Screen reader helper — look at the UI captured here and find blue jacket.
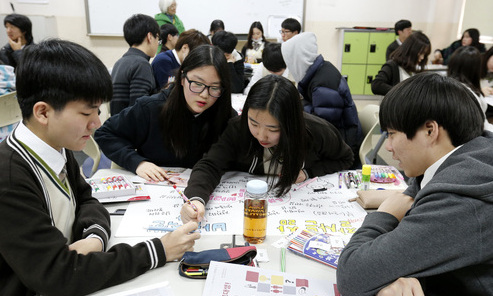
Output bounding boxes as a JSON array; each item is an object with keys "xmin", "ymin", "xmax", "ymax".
[
  {"xmin": 297, "ymin": 55, "xmax": 362, "ymax": 159},
  {"xmin": 151, "ymin": 50, "xmax": 180, "ymax": 90}
]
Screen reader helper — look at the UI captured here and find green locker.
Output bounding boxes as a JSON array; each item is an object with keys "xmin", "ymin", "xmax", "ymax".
[
  {"xmin": 364, "ymin": 64, "xmax": 384, "ymax": 95},
  {"xmin": 342, "ymin": 32, "xmax": 369, "ymax": 64},
  {"xmin": 340, "ymin": 29, "xmax": 395, "ymax": 95},
  {"xmin": 367, "ymin": 32, "xmax": 395, "ymax": 64},
  {"xmin": 341, "ymin": 64, "xmax": 367, "ymax": 95}
]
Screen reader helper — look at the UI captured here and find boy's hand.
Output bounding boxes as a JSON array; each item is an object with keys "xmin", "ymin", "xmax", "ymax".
[
  {"xmin": 8, "ymin": 37, "xmax": 22, "ymax": 51},
  {"xmin": 180, "ymin": 200, "xmax": 205, "ymax": 223},
  {"xmin": 160, "ymin": 221, "xmax": 201, "ymax": 261},
  {"xmin": 377, "ymin": 277, "xmax": 424, "ymax": 296},
  {"xmin": 69, "ymin": 237, "xmax": 103, "ymax": 255},
  {"xmin": 136, "ymin": 161, "xmax": 170, "ymax": 182}
]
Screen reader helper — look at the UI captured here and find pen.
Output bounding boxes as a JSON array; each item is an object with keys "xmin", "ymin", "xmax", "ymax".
[
  {"xmin": 173, "ymin": 185, "xmax": 198, "ymax": 212},
  {"xmin": 338, "ymin": 173, "xmax": 342, "ymax": 189},
  {"xmin": 293, "ymin": 177, "xmax": 317, "ymax": 191},
  {"xmin": 145, "ymin": 226, "xmax": 200, "ymax": 233},
  {"xmin": 343, "ymin": 173, "xmax": 350, "ymax": 189},
  {"xmin": 281, "ymin": 247, "xmax": 286, "ymax": 272}
]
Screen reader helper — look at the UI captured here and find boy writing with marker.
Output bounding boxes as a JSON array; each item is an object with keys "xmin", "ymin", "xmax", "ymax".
[
  {"xmin": 0, "ymin": 39, "xmax": 199, "ymax": 296},
  {"xmin": 337, "ymin": 72, "xmax": 493, "ymax": 295}
]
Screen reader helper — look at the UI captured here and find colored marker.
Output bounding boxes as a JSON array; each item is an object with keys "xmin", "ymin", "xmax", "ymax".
[
  {"xmin": 294, "ymin": 177, "xmax": 317, "ymax": 191},
  {"xmin": 173, "ymin": 185, "xmax": 198, "ymax": 212}
]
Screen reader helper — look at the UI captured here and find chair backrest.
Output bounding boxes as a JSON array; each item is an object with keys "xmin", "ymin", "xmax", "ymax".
[
  {"xmin": 99, "ymin": 102, "xmax": 111, "ymax": 125},
  {"xmin": 81, "ymin": 135, "xmax": 101, "ymax": 177},
  {"xmin": 358, "ymin": 104, "xmax": 380, "ymax": 136},
  {"xmin": 359, "ymin": 121, "xmax": 400, "ymax": 169},
  {"xmin": 0, "ymin": 91, "xmax": 21, "ymax": 127}
]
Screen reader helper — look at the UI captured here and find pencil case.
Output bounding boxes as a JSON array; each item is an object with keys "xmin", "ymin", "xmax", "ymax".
[{"xmin": 178, "ymin": 246, "xmax": 257, "ymax": 279}]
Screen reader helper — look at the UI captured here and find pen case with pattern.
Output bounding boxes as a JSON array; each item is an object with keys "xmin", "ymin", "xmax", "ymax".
[{"xmin": 178, "ymin": 246, "xmax": 257, "ymax": 279}]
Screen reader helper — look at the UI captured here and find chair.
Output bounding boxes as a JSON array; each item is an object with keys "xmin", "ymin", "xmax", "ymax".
[
  {"xmin": 358, "ymin": 104, "xmax": 380, "ymax": 136},
  {"xmin": 81, "ymin": 135, "xmax": 101, "ymax": 177},
  {"xmin": 359, "ymin": 121, "xmax": 400, "ymax": 169},
  {"xmin": 0, "ymin": 91, "xmax": 21, "ymax": 127},
  {"xmin": 99, "ymin": 101, "xmax": 111, "ymax": 124}
]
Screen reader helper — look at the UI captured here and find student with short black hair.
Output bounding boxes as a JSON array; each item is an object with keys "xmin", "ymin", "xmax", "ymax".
[
  {"xmin": 0, "ymin": 13, "xmax": 34, "ymax": 68},
  {"xmin": 0, "ymin": 39, "xmax": 200, "ymax": 296},
  {"xmin": 181, "ymin": 75, "xmax": 354, "ymax": 223},
  {"xmin": 386, "ymin": 19, "xmax": 412, "ymax": 61},
  {"xmin": 152, "ymin": 29, "xmax": 210, "ymax": 89},
  {"xmin": 158, "ymin": 23, "xmax": 179, "ymax": 53},
  {"xmin": 337, "ymin": 72, "xmax": 493, "ymax": 296},
  {"xmin": 243, "ymin": 42, "xmax": 293, "ymax": 95},
  {"xmin": 96, "ymin": 45, "xmax": 237, "ymax": 182},
  {"xmin": 212, "ymin": 30, "xmax": 245, "ymax": 93},
  {"xmin": 209, "ymin": 19, "xmax": 225, "ymax": 38},
  {"xmin": 280, "ymin": 18, "xmax": 301, "ymax": 42},
  {"xmin": 110, "ymin": 14, "xmax": 160, "ymax": 115}
]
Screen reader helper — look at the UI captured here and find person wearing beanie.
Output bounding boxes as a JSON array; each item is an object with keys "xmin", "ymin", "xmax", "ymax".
[
  {"xmin": 0, "ymin": 14, "xmax": 34, "ymax": 68},
  {"xmin": 155, "ymin": 0, "xmax": 185, "ymax": 34},
  {"xmin": 281, "ymin": 32, "xmax": 362, "ymax": 168}
]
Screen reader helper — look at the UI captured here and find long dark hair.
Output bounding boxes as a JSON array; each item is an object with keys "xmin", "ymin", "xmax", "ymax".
[
  {"xmin": 462, "ymin": 28, "xmax": 482, "ymax": 49},
  {"xmin": 160, "ymin": 44, "xmax": 232, "ymax": 158},
  {"xmin": 245, "ymin": 21, "xmax": 266, "ymax": 50},
  {"xmin": 240, "ymin": 75, "xmax": 306, "ymax": 196},
  {"xmin": 448, "ymin": 46, "xmax": 484, "ymax": 97},
  {"xmin": 391, "ymin": 31, "xmax": 430, "ymax": 73},
  {"xmin": 480, "ymin": 46, "xmax": 493, "ymax": 79},
  {"xmin": 4, "ymin": 14, "xmax": 33, "ymax": 45}
]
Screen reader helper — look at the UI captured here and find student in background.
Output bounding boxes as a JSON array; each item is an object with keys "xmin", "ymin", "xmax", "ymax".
[
  {"xmin": 155, "ymin": 0, "xmax": 185, "ymax": 34},
  {"xmin": 0, "ymin": 14, "xmax": 34, "ymax": 68},
  {"xmin": 208, "ymin": 19, "xmax": 225, "ymax": 39},
  {"xmin": 110, "ymin": 14, "xmax": 160, "ymax": 116},
  {"xmin": 152, "ymin": 29, "xmax": 210, "ymax": 90},
  {"xmin": 158, "ymin": 23, "xmax": 179, "ymax": 53},
  {"xmin": 0, "ymin": 63, "xmax": 17, "ymax": 143},
  {"xmin": 243, "ymin": 42, "xmax": 293, "ymax": 95},
  {"xmin": 0, "ymin": 39, "xmax": 200, "ymax": 296},
  {"xmin": 281, "ymin": 32, "xmax": 362, "ymax": 168},
  {"xmin": 386, "ymin": 19, "xmax": 412, "ymax": 61},
  {"xmin": 372, "ymin": 31, "xmax": 431, "ymax": 96},
  {"xmin": 480, "ymin": 46, "xmax": 493, "ymax": 96},
  {"xmin": 211, "ymin": 31, "xmax": 245, "ymax": 93},
  {"xmin": 96, "ymin": 45, "xmax": 236, "ymax": 182},
  {"xmin": 433, "ymin": 28, "xmax": 486, "ymax": 65},
  {"xmin": 181, "ymin": 75, "xmax": 354, "ymax": 223},
  {"xmin": 280, "ymin": 18, "xmax": 301, "ymax": 42},
  {"xmin": 447, "ymin": 46, "xmax": 493, "ymax": 131},
  {"xmin": 242, "ymin": 21, "xmax": 268, "ymax": 64},
  {"xmin": 337, "ymin": 72, "xmax": 493, "ymax": 296}
]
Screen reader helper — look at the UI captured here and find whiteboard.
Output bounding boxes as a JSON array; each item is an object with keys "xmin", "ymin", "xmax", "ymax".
[{"xmin": 85, "ymin": 0, "xmax": 304, "ymax": 38}]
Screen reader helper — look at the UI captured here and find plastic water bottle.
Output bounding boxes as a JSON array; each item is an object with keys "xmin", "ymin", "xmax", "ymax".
[{"xmin": 243, "ymin": 180, "xmax": 268, "ymax": 244}]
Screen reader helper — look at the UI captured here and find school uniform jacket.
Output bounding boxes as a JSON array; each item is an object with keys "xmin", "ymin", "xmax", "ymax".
[
  {"xmin": 0, "ymin": 131, "xmax": 166, "ymax": 296},
  {"xmin": 152, "ymin": 49, "xmax": 180, "ymax": 90},
  {"xmin": 371, "ymin": 60, "xmax": 401, "ymax": 96},
  {"xmin": 337, "ymin": 132, "xmax": 493, "ymax": 296},
  {"xmin": 184, "ymin": 113, "xmax": 354, "ymax": 204}
]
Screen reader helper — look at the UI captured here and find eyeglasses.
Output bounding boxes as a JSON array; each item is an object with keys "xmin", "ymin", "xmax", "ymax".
[
  {"xmin": 279, "ymin": 30, "xmax": 292, "ymax": 35},
  {"xmin": 184, "ymin": 75, "xmax": 223, "ymax": 98}
]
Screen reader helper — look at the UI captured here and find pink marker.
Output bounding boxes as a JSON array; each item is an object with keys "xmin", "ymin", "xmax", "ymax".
[{"xmin": 173, "ymin": 185, "xmax": 197, "ymax": 212}]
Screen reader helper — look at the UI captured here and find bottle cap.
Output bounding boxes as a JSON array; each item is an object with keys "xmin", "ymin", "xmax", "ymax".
[
  {"xmin": 246, "ymin": 180, "xmax": 268, "ymax": 194},
  {"xmin": 362, "ymin": 165, "xmax": 372, "ymax": 175}
]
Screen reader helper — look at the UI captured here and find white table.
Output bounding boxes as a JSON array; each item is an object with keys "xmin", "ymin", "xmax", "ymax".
[{"xmin": 89, "ymin": 170, "xmax": 337, "ymax": 296}]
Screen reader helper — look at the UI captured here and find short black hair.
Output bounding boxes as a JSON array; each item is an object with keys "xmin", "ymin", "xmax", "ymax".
[
  {"xmin": 16, "ymin": 39, "xmax": 112, "ymax": 119},
  {"xmin": 209, "ymin": 19, "xmax": 225, "ymax": 34},
  {"xmin": 379, "ymin": 72, "xmax": 484, "ymax": 147},
  {"xmin": 123, "ymin": 14, "xmax": 160, "ymax": 47},
  {"xmin": 394, "ymin": 19, "xmax": 412, "ymax": 36},
  {"xmin": 211, "ymin": 30, "xmax": 237, "ymax": 54},
  {"xmin": 281, "ymin": 18, "xmax": 301, "ymax": 34},
  {"xmin": 448, "ymin": 46, "xmax": 483, "ymax": 97},
  {"xmin": 262, "ymin": 43, "xmax": 286, "ymax": 73},
  {"xmin": 4, "ymin": 14, "xmax": 33, "ymax": 45},
  {"xmin": 160, "ymin": 23, "xmax": 179, "ymax": 41}
]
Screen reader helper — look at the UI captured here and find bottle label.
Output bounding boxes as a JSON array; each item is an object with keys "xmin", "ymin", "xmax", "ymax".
[{"xmin": 243, "ymin": 199, "xmax": 267, "ymax": 239}]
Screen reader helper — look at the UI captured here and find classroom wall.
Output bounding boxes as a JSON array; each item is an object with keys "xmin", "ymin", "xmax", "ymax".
[{"xmin": 0, "ymin": 0, "xmax": 475, "ymax": 69}]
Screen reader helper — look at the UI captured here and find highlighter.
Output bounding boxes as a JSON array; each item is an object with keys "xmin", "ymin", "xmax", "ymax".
[{"xmin": 361, "ymin": 165, "xmax": 371, "ymax": 191}]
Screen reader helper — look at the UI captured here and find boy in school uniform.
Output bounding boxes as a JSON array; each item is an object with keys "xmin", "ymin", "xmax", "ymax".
[
  {"xmin": 280, "ymin": 18, "xmax": 301, "ymax": 42},
  {"xmin": 337, "ymin": 72, "xmax": 493, "ymax": 296},
  {"xmin": 110, "ymin": 14, "xmax": 160, "ymax": 115},
  {"xmin": 385, "ymin": 19, "xmax": 412, "ymax": 61},
  {"xmin": 0, "ymin": 39, "xmax": 199, "ymax": 296},
  {"xmin": 211, "ymin": 30, "xmax": 245, "ymax": 93}
]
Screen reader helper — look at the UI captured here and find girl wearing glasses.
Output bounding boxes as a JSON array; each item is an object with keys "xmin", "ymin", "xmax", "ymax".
[
  {"xmin": 181, "ymin": 75, "xmax": 354, "ymax": 223},
  {"xmin": 95, "ymin": 45, "xmax": 237, "ymax": 181}
]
